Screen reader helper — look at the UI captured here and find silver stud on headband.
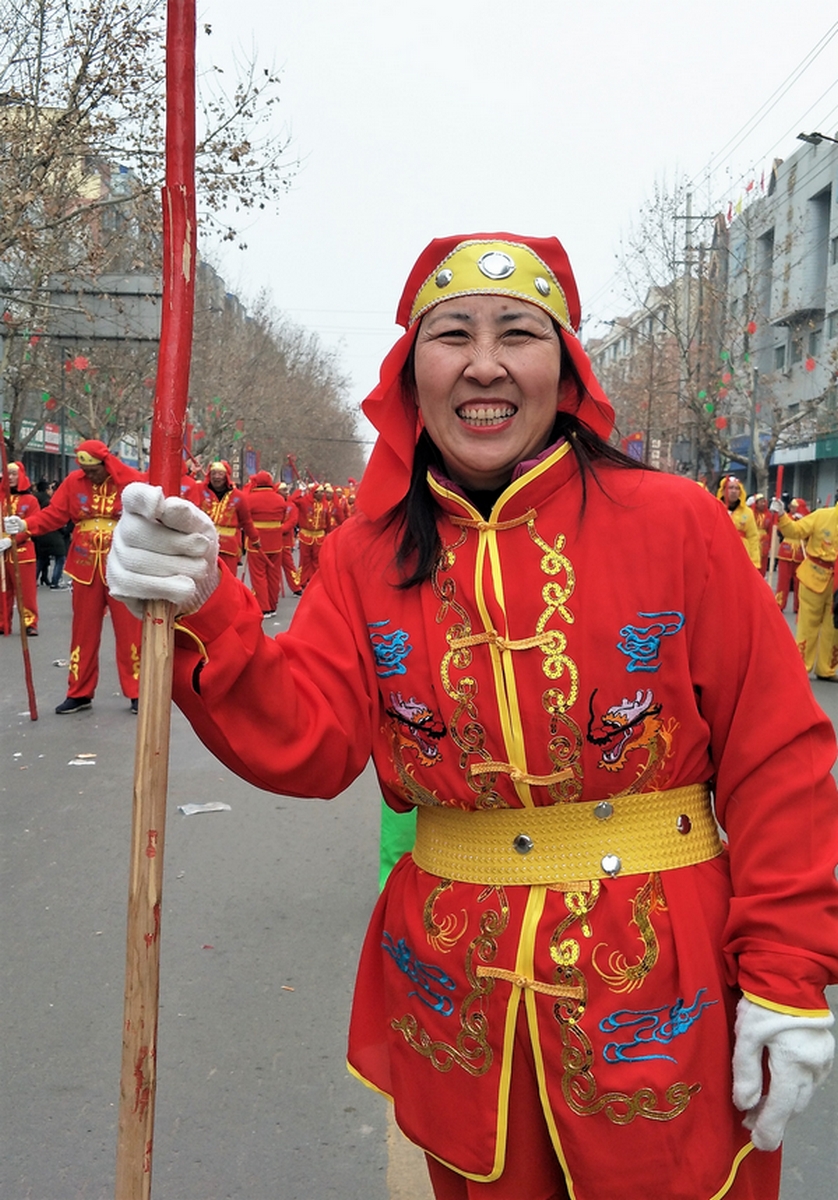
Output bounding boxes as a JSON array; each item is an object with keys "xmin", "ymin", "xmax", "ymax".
[
  {"xmin": 477, "ymin": 251, "xmax": 516, "ymax": 280},
  {"xmin": 534, "ymin": 277, "xmax": 551, "ymax": 296},
  {"xmin": 435, "ymin": 269, "xmax": 453, "ymax": 288}
]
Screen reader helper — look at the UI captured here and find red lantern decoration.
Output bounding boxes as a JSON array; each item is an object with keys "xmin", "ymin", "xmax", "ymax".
[
  {"xmin": 805, "ymin": 357, "xmax": 816, "ymax": 372},
  {"xmin": 747, "ymin": 321, "xmax": 757, "ymax": 335},
  {"xmin": 45, "ymin": 397, "xmax": 57, "ymax": 411},
  {"xmin": 718, "ymin": 388, "xmax": 728, "ymax": 400},
  {"xmin": 715, "ymin": 416, "xmax": 728, "ymax": 430}
]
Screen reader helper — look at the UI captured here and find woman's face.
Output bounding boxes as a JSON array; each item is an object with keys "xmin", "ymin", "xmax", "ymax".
[{"xmin": 413, "ymin": 294, "xmax": 563, "ymax": 491}]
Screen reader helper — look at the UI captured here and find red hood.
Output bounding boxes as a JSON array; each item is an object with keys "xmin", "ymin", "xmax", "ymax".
[{"xmin": 357, "ymin": 232, "xmax": 615, "ymax": 522}]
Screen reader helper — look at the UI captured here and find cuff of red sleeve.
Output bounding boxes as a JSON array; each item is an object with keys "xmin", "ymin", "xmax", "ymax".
[
  {"xmin": 736, "ymin": 950, "xmax": 833, "ymax": 1015},
  {"xmin": 177, "ymin": 561, "xmax": 260, "ymax": 643}
]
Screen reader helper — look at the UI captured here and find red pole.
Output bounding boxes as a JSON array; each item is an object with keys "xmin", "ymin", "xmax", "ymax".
[{"xmin": 115, "ymin": 3, "xmax": 196, "ymax": 1196}]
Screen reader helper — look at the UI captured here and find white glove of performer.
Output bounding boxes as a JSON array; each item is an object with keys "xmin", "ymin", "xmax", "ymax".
[
  {"xmin": 0, "ymin": 535, "xmax": 11, "ymax": 553},
  {"xmin": 107, "ymin": 481, "xmax": 220, "ymax": 618},
  {"xmin": 768, "ymin": 497, "xmax": 785, "ymax": 515},
  {"xmin": 3, "ymin": 514, "xmax": 26, "ymax": 535},
  {"xmin": 732, "ymin": 996, "xmax": 834, "ymax": 1151}
]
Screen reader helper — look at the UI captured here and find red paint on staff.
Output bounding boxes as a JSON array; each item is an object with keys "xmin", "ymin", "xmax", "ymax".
[
  {"xmin": 146, "ymin": 829, "xmax": 158, "ymax": 858},
  {"xmin": 144, "ymin": 902, "xmax": 162, "ymax": 949},
  {"xmin": 133, "ymin": 1046, "xmax": 152, "ymax": 1118}
]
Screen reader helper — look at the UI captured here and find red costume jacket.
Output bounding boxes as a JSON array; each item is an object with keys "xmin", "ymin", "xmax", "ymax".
[
  {"xmin": 23, "ymin": 468, "xmax": 139, "ymax": 584},
  {"xmin": 3, "ymin": 469, "xmax": 39, "ymax": 565},
  {"xmin": 170, "ymin": 447, "xmax": 838, "ymax": 1200},
  {"xmin": 193, "ymin": 482, "xmax": 259, "ymax": 561},
  {"xmin": 245, "ymin": 486, "xmax": 297, "ymax": 554}
]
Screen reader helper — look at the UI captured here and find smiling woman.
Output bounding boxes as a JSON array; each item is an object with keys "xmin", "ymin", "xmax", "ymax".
[{"xmin": 103, "ymin": 232, "xmax": 838, "ymax": 1200}]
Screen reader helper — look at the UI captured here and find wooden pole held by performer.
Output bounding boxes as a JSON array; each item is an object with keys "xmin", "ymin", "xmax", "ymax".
[
  {"xmin": 0, "ymin": 435, "xmax": 38, "ymax": 719},
  {"xmin": 768, "ymin": 464, "xmax": 784, "ymax": 595},
  {"xmin": 114, "ymin": 3, "xmax": 196, "ymax": 1196}
]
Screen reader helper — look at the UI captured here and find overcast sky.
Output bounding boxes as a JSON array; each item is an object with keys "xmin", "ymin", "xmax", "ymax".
[{"xmin": 198, "ymin": 0, "xmax": 838, "ymax": 445}]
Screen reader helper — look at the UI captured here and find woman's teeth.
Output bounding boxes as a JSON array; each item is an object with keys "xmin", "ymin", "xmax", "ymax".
[{"xmin": 457, "ymin": 405, "xmax": 516, "ymax": 427}]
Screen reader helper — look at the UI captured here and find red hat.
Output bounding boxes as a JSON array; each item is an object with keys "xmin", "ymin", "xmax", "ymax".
[
  {"xmin": 357, "ymin": 233, "xmax": 615, "ymax": 521},
  {"xmin": 75, "ymin": 439, "xmax": 136, "ymax": 488},
  {"xmin": 250, "ymin": 469, "xmax": 274, "ymax": 488}
]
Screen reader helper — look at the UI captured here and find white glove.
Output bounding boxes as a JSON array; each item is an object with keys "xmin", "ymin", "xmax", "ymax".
[
  {"xmin": 768, "ymin": 497, "xmax": 784, "ymax": 514},
  {"xmin": 3, "ymin": 514, "xmax": 26, "ymax": 535},
  {"xmin": 107, "ymin": 481, "xmax": 220, "ymax": 617},
  {"xmin": 0, "ymin": 535, "xmax": 11, "ymax": 553},
  {"xmin": 732, "ymin": 996, "xmax": 834, "ymax": 1151}
]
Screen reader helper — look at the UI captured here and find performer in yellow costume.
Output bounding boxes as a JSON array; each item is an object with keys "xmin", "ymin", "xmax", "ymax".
[{"xmin": 771, "ymin": 495, "xmax": 838, "ymax": 680}]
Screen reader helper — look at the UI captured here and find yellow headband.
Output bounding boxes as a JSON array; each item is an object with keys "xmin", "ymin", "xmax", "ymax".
[
  {"xmin": 76, "ymin": 450, "xmax": 103, "ymax": 466},
  {"xmin": 409, "ymin": 239, "xmax": 572, "ymax": 330}
]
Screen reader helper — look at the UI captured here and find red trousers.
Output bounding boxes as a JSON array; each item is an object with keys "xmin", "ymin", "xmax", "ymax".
[
  {"xmin": 248, "ymin": 550, "xmax": 284, "ymax": 612},
  {"xmin": 424, "ymin": 1004, "xmax": 781, "ymax": 1200},
  {"xmin": 775, "ymin": 559, "xmax": 799, "ymax": 613},
  {"xmin": 67, "ymin": 571, "xmax": 142, "ymax": 700},
  {"xmin": 299, "ymin": 537, "xmax": 323, "ymax": 588},
  {"xmin": 2, "ymin": 556, "xmax": 38, "ymax": 632},
  {"xmin": 280, "ymin": 544, "xmax": 299, "ymax": 593}
]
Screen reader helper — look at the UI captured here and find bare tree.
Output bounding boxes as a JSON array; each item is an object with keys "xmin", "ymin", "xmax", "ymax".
[
  {"xmin": 0, "ymin": 0, "xmax": 296, "ymax": 457},
  {"xmin": 189, "ymin": 274, "xmax": 366, "ymax": 484}
]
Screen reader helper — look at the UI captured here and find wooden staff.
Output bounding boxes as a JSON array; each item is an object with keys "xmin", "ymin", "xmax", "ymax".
[
  {"xmin": 768, "ymin": 464, "xmax": 784, "ymax": 595},
  {"xmin": 114, "ymin": 3, "xmax": 196, "ymax": 1197},
  {"xmin": 0, "ymin": 438, "xmax": 38, "ymax": 719}
]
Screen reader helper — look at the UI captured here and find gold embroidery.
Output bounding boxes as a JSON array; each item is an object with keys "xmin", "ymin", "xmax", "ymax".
[
  {"xmin": 392, "ymin": 884, "xmax": 509, "ymax": 1077},
  {"xmin": 550, "ymin": 886, "xmax": 699, "ymax": 1123},
  {"xmin": 69, "ymin": 645, "xmax": 80, "ymax": 682},
  {"xmin": 433, "ymin": 534, "xmax": 503, "ymax": 810},
  {"xmin": 131, "ymin": 643, "xmax": 141, "ymax": 681},
  {"xmin": 592, "ymin": 872, "xmax": 667, "ymax": 993},
  {"xmin": 423, "ymin": 879, "xmax": 469, "ymax": 953}
]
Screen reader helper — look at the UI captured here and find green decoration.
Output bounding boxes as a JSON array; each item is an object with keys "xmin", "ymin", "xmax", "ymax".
[
  {"xmin": 720, "ymin": 350, "xmax": 730, "ymax": 361},
  {"xmin": 698, "ymin": 390, "xmax": 707, "ymax": 400},
  {"xmin": 704, "ymin": 402, "xmax": 714, "ymax": 413}
]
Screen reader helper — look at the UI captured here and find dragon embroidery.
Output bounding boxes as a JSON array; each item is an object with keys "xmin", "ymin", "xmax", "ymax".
[
  {"xmin": 386, "ymin": 691, "xmax": 446, "ymax": 767},
  {"xmin": 586, "ymin": 687, "xmax": 677, "ymax": 790}
]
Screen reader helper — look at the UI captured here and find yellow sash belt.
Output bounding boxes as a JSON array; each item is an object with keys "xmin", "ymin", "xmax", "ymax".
[
  {"xmin": 75, "ymin": 517, "xmax": 117, "ymax": 533},
  {"xmin": 412, "ymin": 783, "xmax": 721, "ymax": 885}
]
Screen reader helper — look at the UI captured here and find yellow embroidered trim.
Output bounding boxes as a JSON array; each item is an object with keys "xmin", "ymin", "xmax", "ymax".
[
  {"xmin": 468, "ymin": 760, "xmax": 575, "ymax": 787},
  {"xmin": 449, "ymin": 509, "xmax": 536, "ymax": 532},
  {"xmin": 173, "ymin": 621, "xmax": 209, "ymax": 661},
  {"xmin": 448, "ymin": 628, "xmax": 557, "ymax": 654},
  {"xmin": 708, "ymin": 1142, "xmax": 756, "ymax": 1200},
  {"xmin": 476, "ymin": 965, "xmax": 585, "ymax": 1000},
  {"xmin": 740, "ymin": 991, "xmax": 834, "ymax": 1019}
]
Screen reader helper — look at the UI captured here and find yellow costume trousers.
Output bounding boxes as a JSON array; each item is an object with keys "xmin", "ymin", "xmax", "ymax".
[{"xmin": 795, "ymin": 579, "xmax": 837, "ymax": 677}]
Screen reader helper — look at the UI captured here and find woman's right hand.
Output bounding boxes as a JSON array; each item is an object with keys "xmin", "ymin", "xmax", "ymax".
[{"xmin": 107, "ymin": 482, "xmax": 220, "ymax": 616}]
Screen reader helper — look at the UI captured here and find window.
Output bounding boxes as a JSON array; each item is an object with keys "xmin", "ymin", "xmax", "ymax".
[
  {"xmin": 832, "ymin": 236, "xmax": 838, "ymax": 266},
  {"xmin": 829, "ymin": 311, "xmax": 838, "ymax": 339},
  {"xmin": 790, "ymin": 335, "xmax": 803, "ymax": 365},
  {"xmin": 774, "ymin": 344, "xmax": 787, "ymax": 371},
  {"xmin": 809, "ymin": 328, "xmax": 823, "ymax": 357}
]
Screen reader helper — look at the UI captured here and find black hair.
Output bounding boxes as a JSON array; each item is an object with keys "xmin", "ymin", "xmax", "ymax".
[{"xmin": 387, "ymin": 341, "xmax": 650, "ymax": 589}]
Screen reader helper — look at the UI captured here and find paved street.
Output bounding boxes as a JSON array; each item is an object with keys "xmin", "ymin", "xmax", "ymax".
[{"xmin": 1, "ymin": 586, "xmax": 836, "ymax": 1199}]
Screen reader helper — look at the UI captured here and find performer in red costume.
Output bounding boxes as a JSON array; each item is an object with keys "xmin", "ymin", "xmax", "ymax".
[
  {"xmin": 245, "ymin": 470, "xmax": 298, "ymax": 615},
  {"xmin": 1, "ymin": 461, "xmax": 40, "ymax": 635},
  {"xmin": 295, "ymin": 481, "xmax": 331, "ymax": 588},
  {"xmin": 775, "ymin": 498, "xmax": 809, "ymax": 612},
  {"xmin": 276, "ymin": 480, "xmax": 301, "ymax": 595},
  {"xmin": 107, "ymin": 234, "xmax": 837, "ymax": 1200},
  {"xmin": 4, "ymin": 440, "xmax": 142, "ymax": 712},
  {"xmin": 192, "ymin": 460, "xmax": 261, "ymax": 575}
]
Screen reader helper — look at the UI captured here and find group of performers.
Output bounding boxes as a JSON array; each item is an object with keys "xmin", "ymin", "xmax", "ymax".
[
  {"xmin": 715, "ymin": 473, "xmax": 838, "ymax": 680},
  {"xmin": 0, "ymin": 444, "xmax": 357, "ymax": 711}
]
